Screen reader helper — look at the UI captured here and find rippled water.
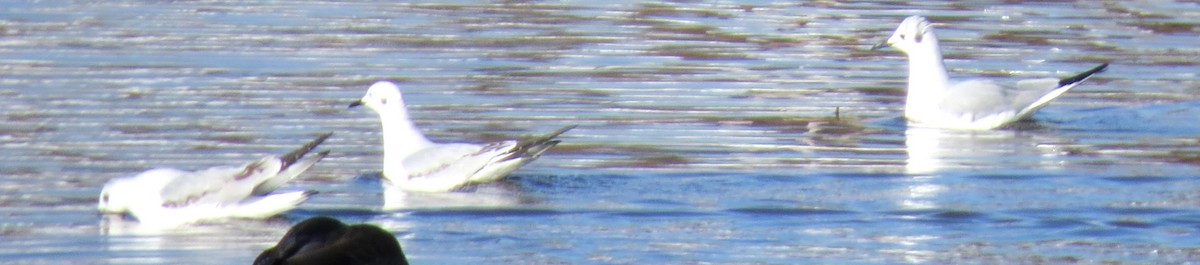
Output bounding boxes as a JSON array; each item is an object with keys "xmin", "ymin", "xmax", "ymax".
[{"xmin": 2, "ymin": 1, "xmax": 1199, "ymax": 264}]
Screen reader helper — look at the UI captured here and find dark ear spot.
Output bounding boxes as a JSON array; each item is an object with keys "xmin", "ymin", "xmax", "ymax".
[
  {"xmin": 381, "ymin": 98, "xmax": 388, "ymax": 105},
  {"xmin": 915, "ymin": 32, "xmax": 922, "ymax": 43}
]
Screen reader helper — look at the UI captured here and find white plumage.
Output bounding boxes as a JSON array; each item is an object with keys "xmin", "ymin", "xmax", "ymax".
[
  {"xmin": 97, "ymin": 133, "xmax": 331, "ymax": 227},
  {"xmin": 351, "ymin": 81, "xmax": 574, "ymax": 193},
  {"xmin": 873, "ymin": 16, "xmax": 1108, "ymax": 130}
]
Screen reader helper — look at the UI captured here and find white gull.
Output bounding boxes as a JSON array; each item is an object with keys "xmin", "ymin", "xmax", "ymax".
[
  {"xmin": 873, "ymin": 15, "xmax": 1108, "ymax": 130},
  {"xmin": 350, "ymin": 81, "xmax": 574, "ymax": 193},
  {"xmin": 97, "ymin": 132, "xmax": 331, "ymax": 227}
]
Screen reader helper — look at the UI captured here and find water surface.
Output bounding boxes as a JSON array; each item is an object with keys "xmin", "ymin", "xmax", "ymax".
[{"xmin": 2, "ymin": 1, "xmax": 1199, "ymax": 264}]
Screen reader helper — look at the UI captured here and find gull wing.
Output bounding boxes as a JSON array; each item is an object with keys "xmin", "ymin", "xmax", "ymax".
[
  {"xmin": 938, "ymin": 79, "xmax": 1015, "ymax": 120},
  {"xmin": 158, "ymin": 132, "xmax": 332, "ymax": 207},
  {"xmin": 1010, "ymin": 78, "xmax": 1067, "ymax": 118},
  {"xmin": 158, "ymin": 157, "xmax": 284, "ymax": 208},
  {"xmin": 387, "ymin": 126, "xmax": 574, "ymax": 191},
  {"xmin": 402, "ymin": 142, "xmax": 516, "ymax": 180},
  {"xmin": 938, "ymin": 64, "xmax": 1108, "ymax": 123},
  {"xmin": 938, "ymin": 78, "xmax": 1063, "ymax": 122},
  {"xmin": 1012, "ymin": 63, "xmax": 1108, "ymax": 119},
  {"xmin": 253, "ymin": 132, "xmax": 333, "ymax": 195}
]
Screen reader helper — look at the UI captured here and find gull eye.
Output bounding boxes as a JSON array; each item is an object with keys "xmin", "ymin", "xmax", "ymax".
[
  {"xmin": 101, "ymin": 194, "xmax": 109, "ymax": 203},
  {"xmin": 380, "ymin": 98, "xmax": 388, "ymax": 105},
  {"xmin": 899, "ymin": 34, "xmax": 906, "ymax": 40}
]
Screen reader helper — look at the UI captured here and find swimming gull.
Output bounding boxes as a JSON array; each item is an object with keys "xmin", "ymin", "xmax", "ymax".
[
  {"xmin": 97, "ymin": 132, "xmax": 331, "ymax": 227},
  {"xmin": 872, "ymin": 15, "xmax": 1108, "ymax": 130},
  {"xmin": 350, "ymin": 81, "xmax": 574, "ymax": 192}
]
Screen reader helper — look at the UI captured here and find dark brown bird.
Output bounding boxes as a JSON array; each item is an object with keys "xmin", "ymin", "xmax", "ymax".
[{"xmin": 254, "ymin": 216, "xmax": 408, "ymax": 265}]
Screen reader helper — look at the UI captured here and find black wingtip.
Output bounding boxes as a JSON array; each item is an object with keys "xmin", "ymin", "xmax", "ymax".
[
  {"xmin": 280, "ymin": 132, "xmax": 334, "ymax": 168},
  {"xmin": 303, "ymin": 190, "xmax": 320, "ymax": 197},
  {"xmin": 522, "ymin": 125, "xmax": 576, "ymax": 148},
  {"xmin": 543, "ymin": 125, "xmax": 578, "ymax": 140},
  {"xmin": 1058, "ymin": 63, "xmax": 1108, "ymax": 87},
  {"xmin": 499, "ymin": 125, "xmax": 577, "ymax": 162}
]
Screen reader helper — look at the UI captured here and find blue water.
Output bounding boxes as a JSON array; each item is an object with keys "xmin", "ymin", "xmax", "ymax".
[{"xmin": 1, "ymin": 1, "xmax": 1199, "ymax": 264}]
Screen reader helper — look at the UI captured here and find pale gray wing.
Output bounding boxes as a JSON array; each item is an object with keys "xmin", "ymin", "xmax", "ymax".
[
  {"xmin": 403, "ymin": 142, "xmax": 520, "ymax": 183},
  {"xmin": 1011, "ymin": 78, "xmax": 1069, "ymax": 117},
  {"xmin": 938, "ymin": 79, "xmax": 1015, "ymax": 119},
  {"xmin": 1010, "ymin": 63, "xmax": 1109, "ymax": 118},
  {"xmin": 930, "ymin": 65, "xmax": 1106, "ymax": 126},
  {"xmin": 402, "ymin": 142, "xmax": 516, "ymax": 182},
  {"xmin": 159, "ymin": 157, "xmax": 283, "ymax": 208},
  {"xmin": 943, "ymin": 74, "xmax": 1092, "ymax": 121},
  {"xmin": 402, "ymin": 126, "xmax": 574, "ymax": 181}
]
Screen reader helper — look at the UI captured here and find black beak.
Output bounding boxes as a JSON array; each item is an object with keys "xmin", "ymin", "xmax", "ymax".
[{"xmin": 348, "ymin": 100, "xmax": 363, "ymax": 108}]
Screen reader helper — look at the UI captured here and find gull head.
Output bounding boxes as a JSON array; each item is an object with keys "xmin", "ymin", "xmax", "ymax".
[
  {"xmin": 97, "ymin": 178, "xmax": 135, "ymax": 214},
  {"xmin": 872, "ymin": 16, "xmax": 937, "ymax": 53},
  {"xmin": 349, "ymin": 81, "xmax": 406, "ymax": 114}
]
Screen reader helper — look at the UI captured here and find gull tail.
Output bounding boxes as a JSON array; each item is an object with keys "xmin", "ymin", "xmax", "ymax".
[
  {"xmin": 1057, "ymin": 63, "xmax": 1108, "ymax": 88},
  {"xmin": 280, "ymin": 132, "xmax": 334, "ymax": 169},
  {"xmin": 1015, "ymin": 63, "xmax": 1109, "ymax": 121},
  {"xmin": 501, "ymin": 125, "xmax": 577, "ymax": 162},
  {"xmin": 273, "ymin": 150, "xmax": 330, "ymax": 184},
  {"xmin": 253, "ymin": 133, "xmax": 333, "ymax": 195}
]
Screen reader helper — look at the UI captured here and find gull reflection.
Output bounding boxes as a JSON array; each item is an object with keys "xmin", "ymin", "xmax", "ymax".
[
  {"xmin": 100, "ymin": 214, "xmax": 284, "ymax": 264},
  {"xmin": 894, "ymin": 123, "xmax": 1074, "ymax": 263},
  {"xmin": 382, "ymin": 181, "xmax": 531, "ymax": 211},
  {"xmin": 101, "ymin": 215, "xmax": 169, "ymax": 264},
  {"xmin": 901, "ymin": 123, "xmax": 1069, "ymax": 208},
  {"xmin": 904, "ymin": 125, "xmax": 1030, "ymax": 175},
  {"xmin": 898, "ymin": 176, "xmax": 945, "ymax": 210},
  {"xmin": 101, "ymin": 214, "xmax": 168, "ymax": 236}
]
